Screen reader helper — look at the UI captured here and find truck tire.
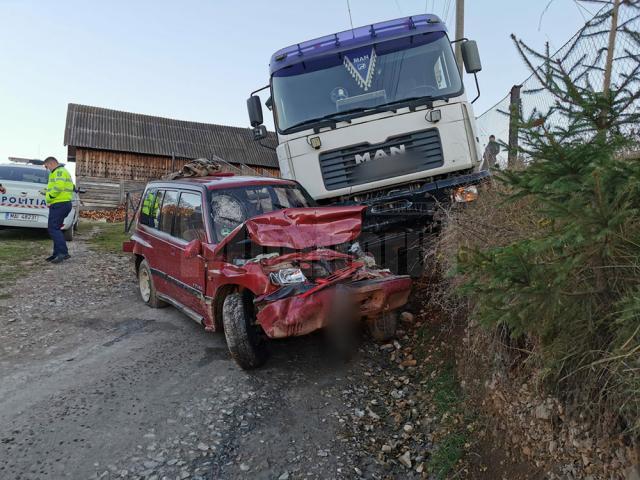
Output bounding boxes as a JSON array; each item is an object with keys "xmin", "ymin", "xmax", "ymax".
[
  {"xmin": 368, "ymin": 310, "xmax": 398, "ymax": 342},
  {"xmin": 222, "ymin": 291, "xmax": 268, "ymax": 370},
  {"xmin": 63, "ymin": 226, "xmax": 73, "ymax": 241},
  {"xmin": 138, "ymin": 259, "xmax": 167, "ymax": 308}
]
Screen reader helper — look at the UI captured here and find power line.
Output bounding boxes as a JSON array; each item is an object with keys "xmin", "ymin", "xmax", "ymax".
[
  {"xmin": 394, "ymin": 0, "xmax": 402, "ymax": 15},
  {"xmin": 346, "ymin": 0, "xmax": 355, "ymax": 37},
  {"xmin": 443, "ymin": 0, "xmax": 453, "ymax": 24},
  {"xmin": 573, "ymin": 0, "xmax": 589, "ymax": 22}
]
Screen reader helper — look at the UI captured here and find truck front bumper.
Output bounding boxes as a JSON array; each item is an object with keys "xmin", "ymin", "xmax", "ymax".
[{"xmin": 356, "ymin": 170, "xmax": 491, "ymax": 232}]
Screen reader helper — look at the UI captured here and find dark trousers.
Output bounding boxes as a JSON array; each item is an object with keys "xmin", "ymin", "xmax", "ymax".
[{"xmin": 48, "ymin": 201, "xmax": 72, "ymax": 256}]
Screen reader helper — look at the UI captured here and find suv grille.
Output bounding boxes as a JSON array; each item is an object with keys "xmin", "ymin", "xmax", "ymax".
[{"xmin": 319, "ymin": 128, "xmax": 444, "ymax": 191}]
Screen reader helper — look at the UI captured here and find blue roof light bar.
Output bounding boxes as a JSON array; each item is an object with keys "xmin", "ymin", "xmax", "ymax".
[{"xmin": 269, "ymin": 14, "xmax": 447, "ymax": 74}]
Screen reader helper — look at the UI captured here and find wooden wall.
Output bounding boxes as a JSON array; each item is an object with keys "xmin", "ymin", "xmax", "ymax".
[
  {"xmin": 75, "ymin": 148, "xmax": 280, "ymax": 181},
  {"xmin": 74, "ymin": 148, "xmax": 281, "ymax": 210},
  {"xmin": 76, "ymin": 149, "xmax": 190, "ymax": 181},
  {"xmin": 76, "ymin": 176, "xmax": 145, "ymax": 210}
]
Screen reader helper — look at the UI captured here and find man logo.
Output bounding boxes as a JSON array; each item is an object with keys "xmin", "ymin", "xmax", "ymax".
[{"xmin": 355, "ymin": 145, "xmax": 406, "ymax": 165}]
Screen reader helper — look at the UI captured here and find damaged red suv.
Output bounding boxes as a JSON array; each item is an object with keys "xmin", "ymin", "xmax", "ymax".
[{"xmin": 124, "ymin": 174, "xmax": 412, "ymax": 369}]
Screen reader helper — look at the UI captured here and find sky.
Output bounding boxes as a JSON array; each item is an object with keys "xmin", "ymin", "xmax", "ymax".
[{"xmin": 0, "ymin": 0, "xmax": 598, "ymax": 171}]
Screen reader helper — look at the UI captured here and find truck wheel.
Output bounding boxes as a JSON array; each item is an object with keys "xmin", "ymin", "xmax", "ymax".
[
  {"xmin": 368, "ymin": 310, "xmax": 398, "ymax": 342},
  {"xmin": 63, "ymin": 226, "xmax": 73, "ymax": 241},
  {"xmin": 138, "ymin": 259, "xmax": 167, "ymax": 308},
  {"xmin": 222, "ymin": 292, "xmax": 268, "ymax": 370}
]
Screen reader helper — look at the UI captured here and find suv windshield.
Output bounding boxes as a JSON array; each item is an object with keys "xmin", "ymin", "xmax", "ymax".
[
  {"xmin": 209, "ymin": 184, "xmax": 314, "ymax": 242},
  {"xmin": 0, "ymin": 165, "xmax": 49, "ymax": 184},
  {"xmin": 272, "ymin": 31, "xmax": 461, "ymax": 133}
]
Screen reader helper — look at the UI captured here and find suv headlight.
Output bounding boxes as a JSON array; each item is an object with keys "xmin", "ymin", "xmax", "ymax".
[{"xmin": 269, "ymin": 268, "xmax": 307, "ymax": 285}]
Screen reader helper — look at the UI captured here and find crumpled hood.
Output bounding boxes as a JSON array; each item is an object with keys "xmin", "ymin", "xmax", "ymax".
[{"xmin": 217, "ymin": 205, "xmax": 367, "ymax": 251}]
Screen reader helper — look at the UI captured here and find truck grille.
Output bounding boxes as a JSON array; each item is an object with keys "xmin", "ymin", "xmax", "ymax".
[{"xmin": 319, "ymin": 128, "xmax": 444, "ymax": 191}]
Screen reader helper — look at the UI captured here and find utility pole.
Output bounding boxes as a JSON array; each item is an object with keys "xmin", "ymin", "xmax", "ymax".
[
  {"xmin": 602, "ymin": 0, "xmax": 621, "ymax": 93},
  {"xmin": 599, "ymin": 0, "xmax": 621, "ymax": 131},
  {"xmin": 508, "ymin": 84, "xmax": 522, "ymax": 169},
  {"xmin": 455, "ymin": 0, "xmax": 465, "ymax": 72}
]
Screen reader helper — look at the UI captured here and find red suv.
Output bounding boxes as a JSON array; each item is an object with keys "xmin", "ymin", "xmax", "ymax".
[{"xmin": 124, "ymin": 174, "xmax": 412, "ymax": 369}]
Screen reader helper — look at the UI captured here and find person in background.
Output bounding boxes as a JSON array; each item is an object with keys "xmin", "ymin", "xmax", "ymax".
[
  {"xmin": 43, "ymin": 156, "xmax": 75, "ymax": 264},
  {"xmin": 483, "ymin": 135, "xmax": 501, "ymax": 169}
]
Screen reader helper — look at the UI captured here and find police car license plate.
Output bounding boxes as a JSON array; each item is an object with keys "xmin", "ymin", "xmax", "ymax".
[{"xmin": 5, "ymin": 213, "xmax": 39, "ymax": 221}]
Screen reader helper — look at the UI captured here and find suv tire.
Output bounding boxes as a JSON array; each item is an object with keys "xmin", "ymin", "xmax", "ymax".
[
  {"xmin": 138, "ymin": 259, "xmax": 167, "ymax": 308},
  {"xmin": 63, "ymin": 226, "xmax": 73, "ymax": 241},
  {"xmin": 222, "ymin": 292, "xmax": 268, "ymax": 370}
]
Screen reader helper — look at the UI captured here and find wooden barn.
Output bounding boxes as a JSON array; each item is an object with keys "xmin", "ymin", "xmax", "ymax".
[{"xmin": 63, "ymin": 103, "xmax": 280, "ymax": 209}]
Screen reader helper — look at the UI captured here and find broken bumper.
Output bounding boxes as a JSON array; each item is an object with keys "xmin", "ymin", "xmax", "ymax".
[{"xmin": 255, "ymin": 276, "xmax": 412, "ymax": 339}]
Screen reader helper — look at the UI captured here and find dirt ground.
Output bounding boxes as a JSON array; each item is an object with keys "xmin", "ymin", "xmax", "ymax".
[{"xmin": 0, "ymin": 224, "xmax": 524, "ymax": 480}]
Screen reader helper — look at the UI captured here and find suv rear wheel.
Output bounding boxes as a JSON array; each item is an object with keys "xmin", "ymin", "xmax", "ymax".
[
  {"xmin": 138, "ymin": 259, "xmax": 167, "ymax": 308},
  {"xmin": 222, "ymin": 291, "xmax": 268, "ymax": 369},
  {"xmin": 63, "ymin": 226, "xmax": 73, "ymax": 241}
]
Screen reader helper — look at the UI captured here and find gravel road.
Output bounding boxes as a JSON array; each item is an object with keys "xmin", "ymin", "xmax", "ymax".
[{"xmin": 0, "ymin": 227, "xmax": 432, "ymax": 480}]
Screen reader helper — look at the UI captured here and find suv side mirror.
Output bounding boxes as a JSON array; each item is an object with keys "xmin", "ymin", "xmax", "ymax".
[
  {"xmin": 461, "ymin": 40, "xmax": 482, "ymax": 74},
  {"xmin": 184, "ymin": 239, "xmax": 202, "ymax": 259}
]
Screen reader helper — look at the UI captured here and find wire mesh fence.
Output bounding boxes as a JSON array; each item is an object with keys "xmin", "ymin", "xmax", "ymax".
[{"xmin": 476, "ymin": 1, "xmax": 640, "ymax": 166}]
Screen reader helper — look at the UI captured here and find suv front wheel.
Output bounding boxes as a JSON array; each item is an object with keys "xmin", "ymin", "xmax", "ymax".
[{"xmin": 222, "ymin": 291, "xmax": 268, "ymax": 369}]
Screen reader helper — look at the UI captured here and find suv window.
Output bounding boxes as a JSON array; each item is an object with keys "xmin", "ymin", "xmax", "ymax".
[
  {"xmin": 139, "ymin": 189, "xmax": 163, "ymax": 229},
  {"xmin": 159, "ymin": 190, "xmax": 179, "ymax": 234},
  {"xmin": 209, "ymin": 184, "xmax": 314, "ymax": 242},
  {"xmin": 174, "ymin": 192, "xmax": 206, "ymax": 242}
]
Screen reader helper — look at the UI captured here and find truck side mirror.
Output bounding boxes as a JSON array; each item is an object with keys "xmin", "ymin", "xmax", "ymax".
[
  {"xmin": 247, "ymin": 96, "xmax": 264, "ymax": 127},
  {"xmin": 461, "ymin": 40, "xmax": 482, "ymax": 73},
  {"xmin": 461, "ymin": 40, "xmax": 482, "ymax": 74}
]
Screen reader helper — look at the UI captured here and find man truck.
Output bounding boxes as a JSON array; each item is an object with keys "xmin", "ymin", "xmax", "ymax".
[{"xmin": 246, "ymin": 14, "xmax": 489, "ymax": 273}]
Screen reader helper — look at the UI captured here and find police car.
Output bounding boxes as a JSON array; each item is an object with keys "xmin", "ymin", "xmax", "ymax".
[{"xmin": 0, "ymin": 163, "xmax": 80, "ymax": 240}]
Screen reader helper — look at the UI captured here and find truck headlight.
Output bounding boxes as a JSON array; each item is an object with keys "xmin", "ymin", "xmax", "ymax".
[
  {"xmin": 453, "ymin": 185, "xmax": 478, "ymax": 203},
  {"xmin": 269, "ymin": 268, "xmax": 307, "ymax": 285}
]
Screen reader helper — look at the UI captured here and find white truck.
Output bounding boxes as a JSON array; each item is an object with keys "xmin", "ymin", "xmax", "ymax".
[{"xmin": 247, "ymin": 14, "xmax": 489, "ymax": 272}]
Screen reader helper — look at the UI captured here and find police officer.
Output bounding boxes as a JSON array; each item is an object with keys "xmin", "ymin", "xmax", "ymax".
[
  {"xmin": 43, "ymin": 156, "xmax": 75, "ymax": 264},
  {"xmin": 140, "ymin": 190, "xmax": 160, "ymax": 227}
]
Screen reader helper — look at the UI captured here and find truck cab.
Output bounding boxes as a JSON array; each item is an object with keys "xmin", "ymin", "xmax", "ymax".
[{"xmin": 248, "ymin": 14, "xmax": 488, "ymax": 233}]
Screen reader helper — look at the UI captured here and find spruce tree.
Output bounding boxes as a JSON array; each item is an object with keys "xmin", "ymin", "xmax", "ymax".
[{"xmin": 457, "ymin": 0, "xmax": 640, "ymax": 430}]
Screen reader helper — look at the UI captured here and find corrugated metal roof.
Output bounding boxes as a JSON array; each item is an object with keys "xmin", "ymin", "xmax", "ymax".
[{"xmin": 64, "ymin": 103, "xmax": 279, "ymax": 168}]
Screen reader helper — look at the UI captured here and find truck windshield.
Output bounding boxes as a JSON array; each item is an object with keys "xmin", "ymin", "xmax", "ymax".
[{"xmin": 272, "ymin": 31, "xmax": 461, "ymax": 133}]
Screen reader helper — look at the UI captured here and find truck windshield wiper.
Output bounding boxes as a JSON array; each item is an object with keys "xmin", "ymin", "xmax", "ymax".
[
  {"xmin": 373, "ymin": 96, "xmax": 437, "ymax": 112},
  {"xmin": 282, "ymin": 116, "xmax": 338, "ymax": 134},
  {"xmin": 282, "ymin": 96, "xmax": 445, "ymax": 134},
  {"xmin": 283, "ymin": 107, "xmax": 373, "ymax": 133}
]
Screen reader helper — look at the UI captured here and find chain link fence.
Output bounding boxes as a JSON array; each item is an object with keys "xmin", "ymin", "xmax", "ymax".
[{"xmin": 476, "ymin": 1, "xmax": 640, "ymax": 167}]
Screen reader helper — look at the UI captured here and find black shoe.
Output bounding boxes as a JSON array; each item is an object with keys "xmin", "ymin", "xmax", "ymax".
[
  {"xmin": 45, "ymin": 255, "xmax": 56, "ymax": 262},
  {"xmin": 50, "ymin": 255, "xmax": 66, "ymax": 264},
  {"xmin": 63, "ymin": 254, "xmax": 71, "ymax": 260}
]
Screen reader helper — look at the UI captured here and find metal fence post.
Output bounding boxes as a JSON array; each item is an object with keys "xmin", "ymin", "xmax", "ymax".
[{"xmin": 508, "ymin": 84, "xmax": 522, "ymax": 168}]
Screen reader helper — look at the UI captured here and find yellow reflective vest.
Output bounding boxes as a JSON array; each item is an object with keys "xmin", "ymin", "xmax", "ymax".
[
  {"xmin": 141, "ymin": 191, "xmax": 160, "ymax": 217},
  {"xmin": 46, "ymin": 166, "xmax": 75, "ymax": 205}
]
